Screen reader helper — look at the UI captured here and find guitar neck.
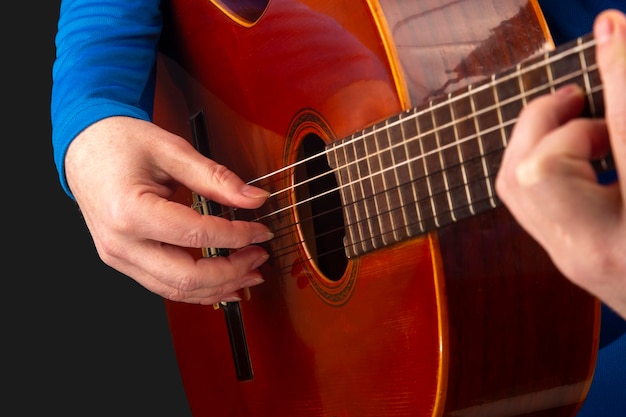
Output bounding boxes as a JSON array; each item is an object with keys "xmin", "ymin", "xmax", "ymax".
[{"xmin": 327, "ymin": 33, "xmax": 607, "ymax": 258}]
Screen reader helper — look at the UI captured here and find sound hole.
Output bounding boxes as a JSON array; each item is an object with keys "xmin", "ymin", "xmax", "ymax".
[{"xmin": 294, "ymin": 134, "xmax": 347, "ymax": 282}]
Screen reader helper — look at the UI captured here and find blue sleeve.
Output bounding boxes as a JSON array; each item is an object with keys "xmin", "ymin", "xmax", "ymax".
[{"xmin": 51, "ymin": 0, "xmax": 163, "ymax": 198}]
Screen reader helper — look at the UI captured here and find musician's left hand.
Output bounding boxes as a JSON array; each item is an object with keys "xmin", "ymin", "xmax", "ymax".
[{"xmin": 496, "ymin": 9, "xmax": 626, "ymax": 319}]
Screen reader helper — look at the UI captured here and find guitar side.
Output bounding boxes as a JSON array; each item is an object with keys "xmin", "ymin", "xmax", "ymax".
[{"xmin": 153, "ymin": 0, "xmax": 599, "ymax": 416}]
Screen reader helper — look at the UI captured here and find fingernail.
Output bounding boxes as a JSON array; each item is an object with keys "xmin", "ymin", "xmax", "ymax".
[
  {"xmin": 251, "ymin": 253, "xmax": 270, "ymax": 269},
  {"xmin": 241, "ymin": 277, "xmax": 265, "ymax": 289},
  {"xmin": 221, "ymin": 296, "xmax": 242, "ymax": 302},
  {"xmin": 251, "ymin": 231, "xmax": 274, "ymax": 244},
  {"xmin": 595, "ymin": 15, "xmax": 614, "ymax": 44},
  {"xmin": 241, "ymin": 184, "xmax": 270, "ymax": 199},
  {"xmin": 555, "ymin": 84, "xmax": 581, "ymax": 97}
]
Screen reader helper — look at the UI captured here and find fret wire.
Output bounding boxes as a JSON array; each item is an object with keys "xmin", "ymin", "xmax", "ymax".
[
  {"xmin": 450, "ymin": 91, "xmax": 474, "ymax": 216},
  {"xmin": 400, "ymin": 109, "xmax": 424, "ymax": 233},
  {"xmin": 468, "ymin": 83, "xmax": 497, "ymax": 208},
  {"xmin": 350, "ymin": 131, "xmax": 366, "ymax": 253},
  {"xmin": 343, "ymin": 138, "xmax": 365, "ymax": 255},
  {"xmin": 380, "ymin": 118, "xmax": 401, "ymax": 243},
  {"xmin": 432, "ymin": 99, "xmax": 456, "ymax": 223},
  {"xmin": 579, "ymin": 37, "xmax": 595, "ymax": 115},
  {"xmin": 394, "ymin": 113, "xmax": 421, "ymax": 238},
  {"xmin": 361, "ymin": 127, "xmax": 383, "ymax": 249},
  {"xmin": 373, "ymin": 122, "xmax": 385, "ymax": 244},
  {"xmin": 328, "ymin": 143, "xmax": 353, "ymax": 257},
  {"xmin": 422, "ymin": 102, "xmax": 440, "ymax": 228},
  {"xmin": 489, "ymin": 73, "xmax": 509, "ymax": 150},
  {"xmin": 516, "ymin": 62, "xmax": 529, "ymax": 107},
  {"xmin": 368, "ymin": 124, "xmax": 387, "ymax": 247}
]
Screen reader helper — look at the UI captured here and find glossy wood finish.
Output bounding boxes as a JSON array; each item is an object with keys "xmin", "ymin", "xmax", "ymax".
[{"xmin": 153, "ymin": 0, "xmax": 599, "ymax": 415}]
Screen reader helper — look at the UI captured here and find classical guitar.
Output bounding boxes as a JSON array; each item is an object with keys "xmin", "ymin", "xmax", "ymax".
[{"xmin": 153, "ymin": 0, "xmax": 606, "ymax": 416}]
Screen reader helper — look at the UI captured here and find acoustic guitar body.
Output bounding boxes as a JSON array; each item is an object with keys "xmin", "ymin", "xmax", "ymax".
[{"xmin": 153, "ymin": 0, "xmax": 599, "ymax": 416}]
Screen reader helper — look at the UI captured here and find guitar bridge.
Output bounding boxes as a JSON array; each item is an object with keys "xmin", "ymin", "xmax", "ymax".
[{"xmin": 190, "ymin": 111, "xmax": 254, "ymax": 381}]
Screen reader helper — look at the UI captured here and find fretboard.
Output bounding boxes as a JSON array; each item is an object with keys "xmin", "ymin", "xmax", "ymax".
[{"xmin": 327, "ymin": 33, "xmax": 608, "ymax": 258}]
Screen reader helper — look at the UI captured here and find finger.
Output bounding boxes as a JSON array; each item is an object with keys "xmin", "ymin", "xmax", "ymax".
[
  {"xmin": 155, "ymin": 133, "xmax": 270, "ymax": 209},
  {"xmin": 498, "ymin": 118, "xmax": 620, "ymax": 273},
  {"xmin": 127, "ymin": 192, "xmax": 273, "ymax": 249},
  {"xmin": 500, "ymin": 85, "xmax": 586, "ymax": 170},
  {"xmin": 595, "ymin": 10, "xmax": 626, "ymax": 190},
  {"xmin": 515, "ymin": 118, "xmax": 610, "ymax": 188},
  {"xmin": 497, "ymin": 85, "xmax": 586, "ymax": 195},
  {"xmin": 108, "ymin": 242, "xmax": 269, "ymax": 303}
]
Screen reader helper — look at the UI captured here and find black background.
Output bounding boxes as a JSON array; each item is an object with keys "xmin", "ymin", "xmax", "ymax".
[{"xmin": 7, "ymin": 2, "xmax": 192, "ymax": 415}]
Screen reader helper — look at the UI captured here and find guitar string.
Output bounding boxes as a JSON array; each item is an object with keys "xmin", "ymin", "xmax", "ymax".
[
  {"xmin": 246, "ymin": 35, "xmax": 598, "ymax": 193},
  {"xmin": 247, "ymin": 114, "xmax": 605, "ymax": 278},
  {"xmin": 266, "ymin": 137, "xmax": 613, "ymax": 279},
  {"xmin": 250, "ymin": 159, "xmax": 524, "ymax": 279},
  {"xmin": 248, "ymin": 35, "xmax": 600, "ymax": 224},
  {"xmin": 202, "ymin": 36, "xmax": 604, "ymax": 271},
  {"xmin": 214, "ymin": 36, "xmax": 602, "ymax": 270},
  {"xmin": 260, "ymin": 39, "xmax": 598, "ymax": 205}
]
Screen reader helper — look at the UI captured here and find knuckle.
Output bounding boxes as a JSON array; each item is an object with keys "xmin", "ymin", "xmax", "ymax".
[
  {"xmin": 106, "ymin": 197, "xmax": 137, "ymax": 236},
  {"xmin": 207, "ymin": 162, "xmax": 235, "ymax": 187},
  {"xmin": 181, "ymin": 226, "xmax": 207, "ymax": 248},
  {"xmin": 166, "ymin": 272, "xmax": 207, "ymax": 302},
  {"xmin": 95, "ymin": 235, "xmax": 125, "ymax": 264},
  {"xmin": 593, "ymin": 235, "xmax": 626, "ymax": 277},
  {"xmin": 165, "ymin": 289, "xmax": 187, "ymax": 303}
]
